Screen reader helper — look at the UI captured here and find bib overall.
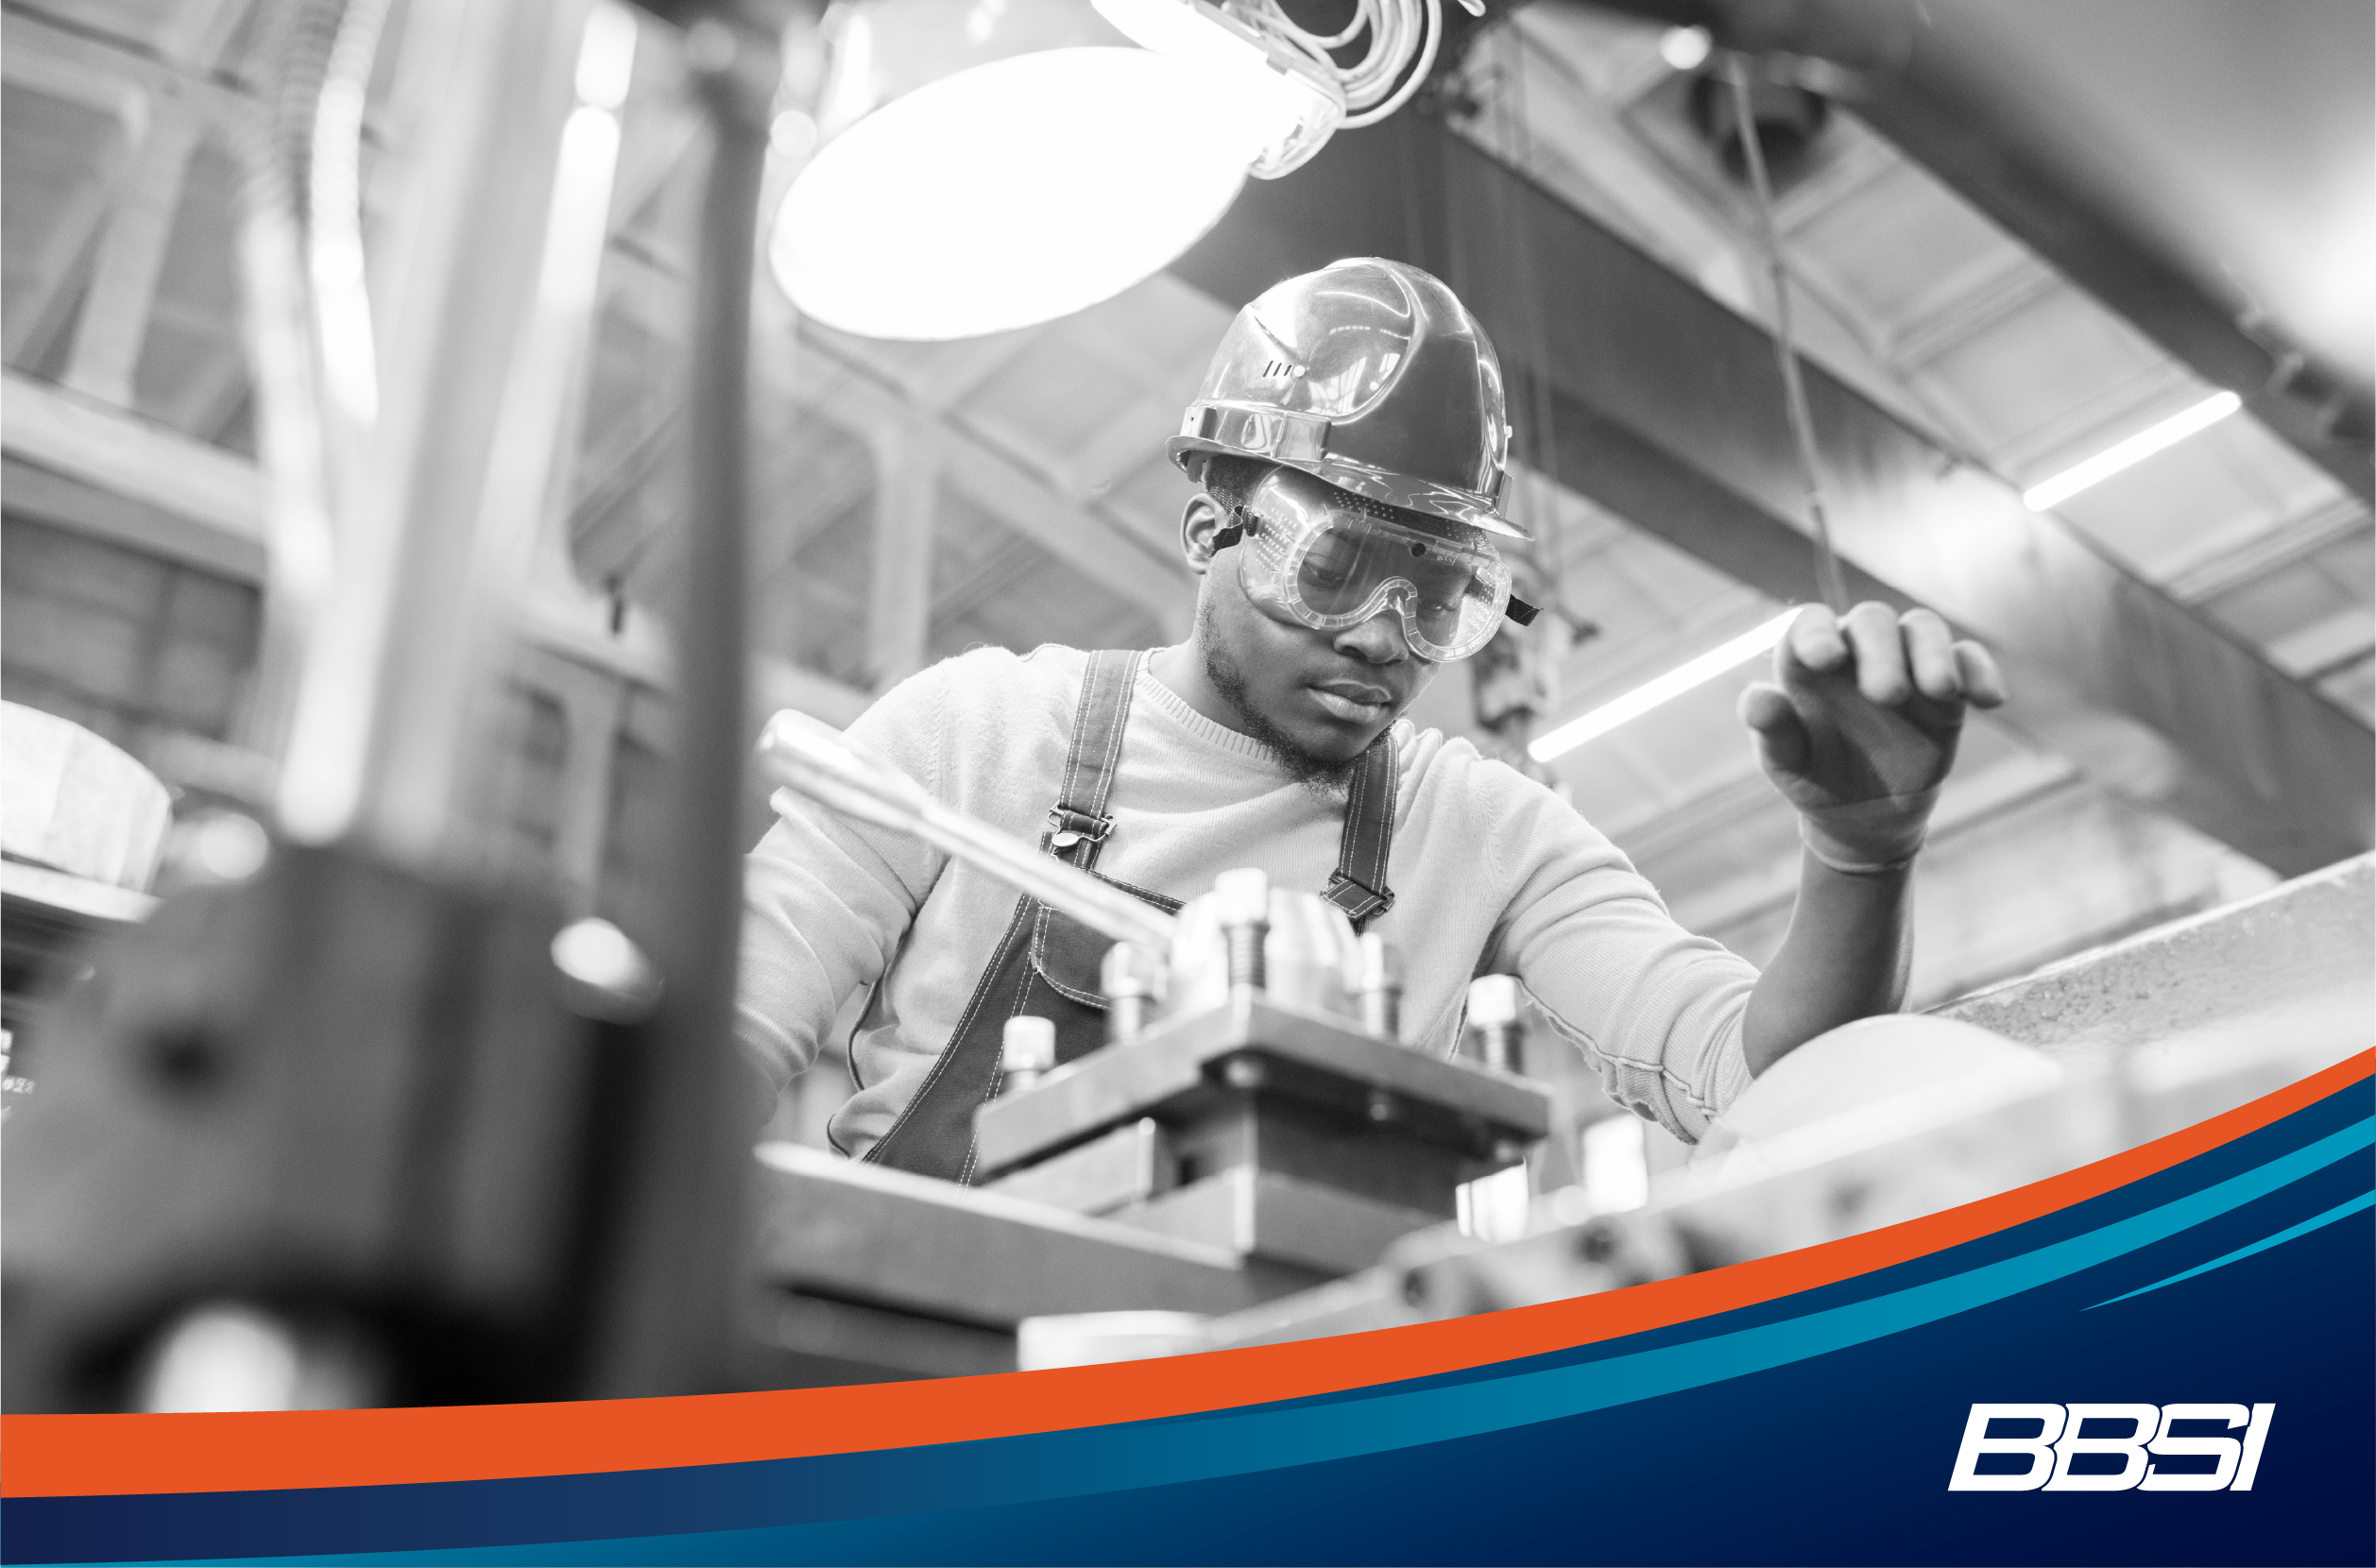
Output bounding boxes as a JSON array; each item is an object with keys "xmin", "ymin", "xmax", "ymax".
[{"xmin": 863, "ymin": 650, "xmax": 1400, "ymax": 1184}]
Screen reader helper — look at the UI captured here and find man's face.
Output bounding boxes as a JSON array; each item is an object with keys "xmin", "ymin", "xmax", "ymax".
[{"xmin": 1188, "ymin": 467, "xmax": 1450, "ymax": 771}]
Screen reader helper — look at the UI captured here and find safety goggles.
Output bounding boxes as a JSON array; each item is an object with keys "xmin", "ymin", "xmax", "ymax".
[{"xmin": 1215, "ymin": 477, "xmax": 1537, "ymax": 662}]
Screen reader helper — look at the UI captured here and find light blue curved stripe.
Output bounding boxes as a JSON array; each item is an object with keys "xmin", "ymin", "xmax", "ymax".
[
  {"xmin": 2088, "ymin": 1188, "xmax": 2374, "ymax": 1308},
  {"xmin": 179, "ymin": 1116, "xmax": 2374, "ymax": 1568}
]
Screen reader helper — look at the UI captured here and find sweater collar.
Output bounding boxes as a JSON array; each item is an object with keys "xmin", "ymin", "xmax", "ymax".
[{"xmin": 1137, "ymin": 664, "xmax": 1285, "ymax": 768}]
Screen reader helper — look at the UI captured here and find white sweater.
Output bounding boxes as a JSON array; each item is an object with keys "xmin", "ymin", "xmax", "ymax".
[{"xmin": 738, "ymin": 644, "xmax": 1758, "ymax": 1154}]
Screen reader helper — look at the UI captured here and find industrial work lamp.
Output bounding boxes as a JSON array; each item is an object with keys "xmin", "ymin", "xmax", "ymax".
[{"xmin": 769, "ymin": 0, "xmax": 1376, "ymax": 340}]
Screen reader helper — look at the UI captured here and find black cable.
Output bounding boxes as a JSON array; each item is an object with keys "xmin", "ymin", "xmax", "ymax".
[{"xmin": 1727, "ymin": 58, "xmax": 1851, "ymax": 614}]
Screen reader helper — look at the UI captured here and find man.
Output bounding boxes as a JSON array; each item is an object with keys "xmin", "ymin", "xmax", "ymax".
[{"xmin": 739, "ymin": 258, "xmax": 2004, "ymax": 1180}]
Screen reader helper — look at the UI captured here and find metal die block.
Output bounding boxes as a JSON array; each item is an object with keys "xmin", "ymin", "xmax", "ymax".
[
  {"xmin": 1109, "ymin": 1167, "xmax": 1453, "ymax": 1278},
  {"xmin": 751, "ymin": 1142, "xmax": 1319, "ymax": 1328},
  {"xmin": 983, "ymin": 1117, "xmax": 1177, "ymax": 1216},
  {"xmin": 1167, "ymin": 1099, "xmax": 1470, "ymax": 1218},
  {"xmin": 739, "ymin": 1288, "xmax": 1017, "ymax": 1386},
  {"xmin": 975, "ymin": 996, "xmax": 1551, "ymax": 1178}
]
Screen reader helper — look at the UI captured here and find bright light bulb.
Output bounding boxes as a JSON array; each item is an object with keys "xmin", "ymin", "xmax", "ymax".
[
  {"xmin": 774, "ymin": 47, "xmax": 1262, "ymax": 339},
  {"xmin": 1659, "ymin": 26, "xmax": 1712, "ymax": 71}
]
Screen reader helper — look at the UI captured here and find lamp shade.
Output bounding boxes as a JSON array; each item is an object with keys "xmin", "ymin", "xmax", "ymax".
[{"xmin": 771, "ymin": 0, "xmax": 1284, "ymax": 340}]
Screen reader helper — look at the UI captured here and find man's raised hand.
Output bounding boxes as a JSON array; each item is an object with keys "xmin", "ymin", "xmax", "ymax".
[{"xmin": 1735, "ymin": 603, "xmax": 2007, "ymax": 872}]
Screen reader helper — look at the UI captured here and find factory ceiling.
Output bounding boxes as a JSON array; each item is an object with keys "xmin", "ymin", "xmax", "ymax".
[
  {"xmin": 1929, "ymin": 0, "xmax": 2372, "ymax": 397},
  {"xmin": 1, "ymin": 0, "xmax": 2369, "ymax": 948}
]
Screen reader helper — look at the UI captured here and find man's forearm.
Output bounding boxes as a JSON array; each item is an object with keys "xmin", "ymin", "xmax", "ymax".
[{"xmin": 1741, "ymin": 847, "xmax": 1913, "ymax": 1075}]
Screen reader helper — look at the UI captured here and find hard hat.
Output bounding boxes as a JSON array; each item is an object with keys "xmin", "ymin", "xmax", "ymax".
[{"xmin": 1168, "ymin": 258, "xmax": 1526, "ymax": 541}]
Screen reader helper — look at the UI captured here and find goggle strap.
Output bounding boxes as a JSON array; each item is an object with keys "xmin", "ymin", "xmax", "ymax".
[{"xmin": 1506, "ymin": 594, "xmax": 1540, "ymax": 627}]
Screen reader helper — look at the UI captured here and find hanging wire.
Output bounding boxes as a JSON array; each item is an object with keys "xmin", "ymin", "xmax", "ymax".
[
  {"xmin": 1232, "ymin": 0, "xmax": 1449, "ymax": 128},
  {"xmin": 1494, "ymin": 23, "xmax": 1564, "ymax": 588},
  {"xmin": 1725, "ymin": 58, "xmax": 1851, "ymax": 613}
]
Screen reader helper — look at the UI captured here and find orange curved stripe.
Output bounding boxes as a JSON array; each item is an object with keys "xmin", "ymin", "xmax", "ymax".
[{"xmin": 6, "ymin": 1050, "xmax": 2365, "ymax": 1500}]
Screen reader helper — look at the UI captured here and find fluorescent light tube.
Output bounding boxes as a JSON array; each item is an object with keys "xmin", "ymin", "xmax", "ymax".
[
  {"xmin": 1530, "ymin": 609, "xmax": 1799, "ymax": 763},
  {"xmin": 2021, "ymin": 391, "xmax": 2241, "ymax": 513}
]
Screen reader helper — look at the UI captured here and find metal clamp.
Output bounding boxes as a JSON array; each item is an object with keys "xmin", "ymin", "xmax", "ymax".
[{"xmin": 1047, "ymin": 807, "xmax": 1115, "ymax": 853}]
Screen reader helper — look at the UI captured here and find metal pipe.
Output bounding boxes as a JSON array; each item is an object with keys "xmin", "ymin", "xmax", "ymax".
[
  {"xmin": 269, "ymin": 0, "xmax": 597, "ymax": 856},
  {"xmin": 228, "ymin": 0, "xmax": 350, "ymax": 773},
  {"xmin": 758, "ymin": 711, "xmax": 1181, "ymax": 955},
  {"xmin": 577, "ymin": 13, "xmax": 779, "ymax": 1401}
]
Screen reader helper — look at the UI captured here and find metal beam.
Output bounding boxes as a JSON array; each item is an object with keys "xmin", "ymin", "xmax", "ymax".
[
  {"xmin": 1171, "ymin": 112, "xmax": 2373, "ymax": 875},
  {"xmin": 597, "ymin": 249, "xmax": 1191, "ymax": 636},
  {"xmin": 0, "ymin": 7, "xmax": 261, "ymax": 134},
  {"xmin": 1566, "ymin": 0, "xmax": 2373, "ymax": 502},
  {"xmin": 0, "ymin": 369, "xmax": 871, "ymax": 731},
  {"xmin": 2, "ymin": 369, "xmax": 265, "ymax": 564},
  {"xmin": 864, "ymin": 422, "xmax": 939, "ymax": 689},
  {"xmin": 60, "ymin": 94, "xmax": 203, "ymax": 407},
  {"xmin": 765, "ymin": 308, "xmax": 1195, "ymax": 637}
]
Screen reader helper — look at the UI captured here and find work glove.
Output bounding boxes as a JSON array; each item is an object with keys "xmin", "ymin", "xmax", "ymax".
[{"xmin": 1736, "ymin": 603, "xmax": 2008, "ymax": 874}]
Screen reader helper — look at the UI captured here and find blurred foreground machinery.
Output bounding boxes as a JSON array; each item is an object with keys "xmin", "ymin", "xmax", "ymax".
[{"xmin": 4, "ymin": 0, "xmax": 798, "ymax": 1410}]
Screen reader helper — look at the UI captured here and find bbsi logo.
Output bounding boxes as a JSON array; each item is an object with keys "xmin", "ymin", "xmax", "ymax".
[{"xmin": 1947, "ymin": 1403, "xmax": 2275, "ymax": 1491}]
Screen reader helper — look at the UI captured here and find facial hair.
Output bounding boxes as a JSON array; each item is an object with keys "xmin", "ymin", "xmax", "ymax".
[{"xmin": 1199, "ymin": 601, "xmax": 1360, "ymax": 796}]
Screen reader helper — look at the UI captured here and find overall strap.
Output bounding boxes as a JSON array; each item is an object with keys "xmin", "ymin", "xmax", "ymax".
[
  {"xmin": 1046, "ymin": 649, "xmax": 1144, "ymax": 873},
  {"xmin": 1323, "ymin": 732, "xmax": 1399, "ymax": 930}
]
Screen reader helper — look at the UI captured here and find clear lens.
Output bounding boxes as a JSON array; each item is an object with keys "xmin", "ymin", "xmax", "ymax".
[{"xmin": 1246, "ymin": 497, "xmax": 1509, "ymax": 660}]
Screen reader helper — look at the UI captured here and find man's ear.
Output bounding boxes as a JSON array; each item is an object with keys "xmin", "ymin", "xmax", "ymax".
[{"xmin": 1180, "ymin": 492, "xmax": 1228, "ymax": 575}]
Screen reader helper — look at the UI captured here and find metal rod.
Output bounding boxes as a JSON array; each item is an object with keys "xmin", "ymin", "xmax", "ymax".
[
  {"xmin": 757, "ymin": 711, "xmax": 1180, "ymax": 955},
  {"xmin": 580, "ymin": 14, "xmax": 776, "ymax": 1400},
  {"xmin": 1726, "ymin": 58, "xmax": 1850, "ymax": 614},
  {"xmin": 268, "ymin": 0, "xmax": 596, "ymax": 855}
]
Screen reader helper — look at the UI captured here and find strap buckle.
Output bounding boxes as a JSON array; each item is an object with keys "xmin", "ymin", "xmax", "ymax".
[
  {"xmin": 1324, "ymin": 871, "xmax": 1394, "ymax": 927},
  {"xmin": 1047, "ymin": 806, "xmax": 1114, "ymax": 852}
]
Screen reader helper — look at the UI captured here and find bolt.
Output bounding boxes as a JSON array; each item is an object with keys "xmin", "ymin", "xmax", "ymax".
[
  {"xmin": 1354, "ymin": 933, "xmax": 1403, "ymax": 1042},
  {"xmin": 1000, "ymin": 1015, "xmax": 1057, "ymax": 1096},
  {"xmin": 1102, "ymin": 942, "xmax": 1160, "ymax": 1046},
  {"xmin": 1213, "ymin": 868, "xmax": 1270, "ymax": 994},
  {"xmin": 1222, "ymin": 1054, "xmax": 1267, "ymax": 1092}
]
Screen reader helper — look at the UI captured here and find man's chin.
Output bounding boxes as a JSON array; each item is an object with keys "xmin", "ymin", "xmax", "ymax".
[{"xmin": 1283, "ymin": 716, "xmax": 1384, "ymax": 765}]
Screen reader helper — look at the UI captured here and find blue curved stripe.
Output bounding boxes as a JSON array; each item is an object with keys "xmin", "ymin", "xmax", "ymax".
[
  {"xmin": 98, "ymin": 1114, "xmax": 2374, "ymax": 1568},
  {"xmin": 2088, "ymin": 1187, "xmax": 2375, "ymax": 1307}
]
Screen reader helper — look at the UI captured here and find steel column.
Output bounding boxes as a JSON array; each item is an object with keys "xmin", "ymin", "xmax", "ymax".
[{"xmin": 1171, "ymin": 112, "xmax": 2374, "ymax": 875}]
